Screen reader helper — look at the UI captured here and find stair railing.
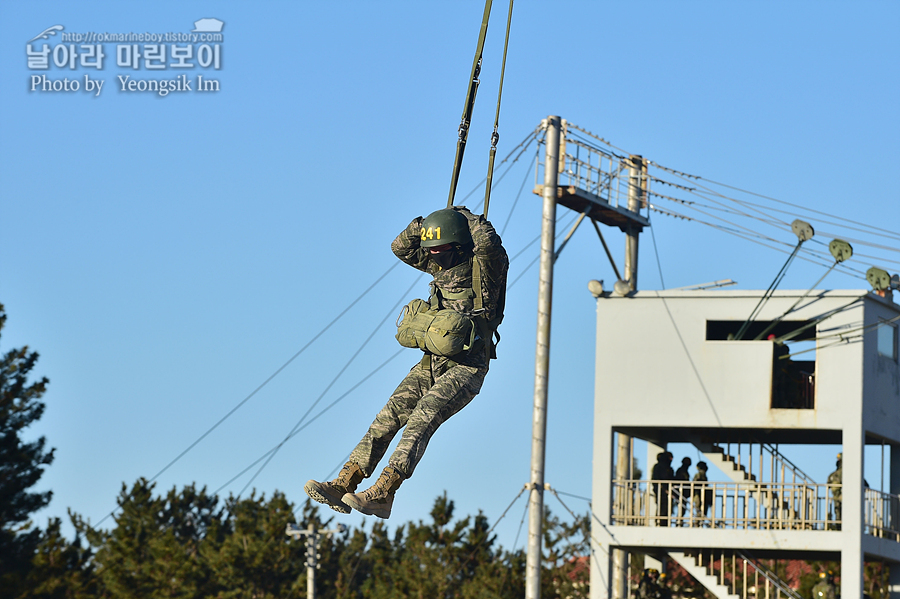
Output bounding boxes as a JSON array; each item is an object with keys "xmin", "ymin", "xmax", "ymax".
[
  {"xmin": 694, "ymin": 549, "xmax": 804, "ymax": 599},
  {"xmin": 715, "ymin": 440, "xmax": 816, "ymax": 487}
]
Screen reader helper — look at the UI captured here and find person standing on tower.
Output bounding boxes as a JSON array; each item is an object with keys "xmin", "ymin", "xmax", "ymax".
[
  {"xmin": 692, "ymin": 461, "xmax": 712, "ymax": 525},
  {"xmin": 304, "ymin": 206, "xmax": 508, "ymax": 519},
  {"xmin": 651, "ymin": 452, "xmax": 675, "ymax": 526},
  {"xmin": 674, "ymin": 456, "xmax": 691, "ymax": 525},
  {"xmin": 827, "ymin": 453, "xmax": 842, "ymax": 530}
]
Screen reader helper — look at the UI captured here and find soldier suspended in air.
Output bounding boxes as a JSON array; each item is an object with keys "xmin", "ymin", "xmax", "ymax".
[{"xmin": 304, "ymin": 206, "xmax": 508, "ymax": 519}]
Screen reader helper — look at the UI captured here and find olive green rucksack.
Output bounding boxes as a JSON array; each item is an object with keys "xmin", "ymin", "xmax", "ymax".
[
  {"xmin": 395, "ymin": 253, "xmax": 504, "ymax": 361},
  {"xmin": 395, "ymin": 298, "xmax": 477, "ymax": 357}
]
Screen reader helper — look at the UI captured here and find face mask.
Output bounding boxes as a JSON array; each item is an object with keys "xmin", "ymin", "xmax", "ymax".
[
  {"xmin": 431, "ymin": 249, "xmax": 458, "ymax": 270},
  {"xmin": 431, "ymin": 246, "xmax": 467, "ymax": 270}
]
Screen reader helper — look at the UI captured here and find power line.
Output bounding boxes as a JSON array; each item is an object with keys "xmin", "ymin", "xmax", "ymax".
[
  {"xmin": 214, "ymin": 349, "xmax": 405, "ymax": 497},
  {"xmin": 652, "ymin": 162, "xmax": 900, "ymax": 247},
  {"xmin": 236, "ymin": 274, "xmax": 424, "ymax": 497},
  {"xmin": 677, "ymin": 181, "xmax": 900, "ymax": 252},
  {"xmin": 501, "ymin": 150, "xmax": 538, "ymax": 237},
  {"xmin": 682, "ymin": 170, "xmax": 900, "ymax": 240},
  {"xmin": 648, "ymin": 204, "xmax": 866, "ymax": 278},
  {"xmin": 558, "ymin": 121, "xmax": 898, "ymax": 252},
  {"xmin": 92, "ymin": 261, "xmax": 403, "ymax": 527},
  {"xmin": 652, "ymin": 187, "xmax": 898, "ymax": 271}
]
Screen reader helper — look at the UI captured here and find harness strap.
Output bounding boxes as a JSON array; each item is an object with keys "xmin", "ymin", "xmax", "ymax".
[
  {"xmin": 440, "ymin": 288, "xmax": 476, "ymax": 301},
  {"xmin": 426, "ymin": 257, "xmax": 500, "ymax": 363},
  {"xmin": 471, "ymin": 257, "xmax": 499, "ymax": 361},
  {"xmin": 420, "ymin": 352, "xmax": 432, "ymax": 382},
  {"xmin": 472, "ymin": 257, "xmax": 484, "ymax": 312}
]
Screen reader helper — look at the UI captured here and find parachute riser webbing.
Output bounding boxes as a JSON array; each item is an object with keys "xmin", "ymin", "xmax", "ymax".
[
  {"xmin": 482, "ymin": 0, "xmax": 514, "ymax": 219},
  {"xmin": 447, "ymin": 0, "xmax": 493, "ymax": 209}
]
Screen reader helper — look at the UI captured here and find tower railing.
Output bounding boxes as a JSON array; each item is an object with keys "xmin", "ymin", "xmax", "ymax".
[
  {"xmin": 613, "ymin": 479, "xmax": 845, "ymax": 531},
  {"xmin": 865, "ymin": 488, "xmax": 900, "ymax": 542},
  {"xmin": 614, "ymin": 479, "xmax": 900, "ymax": 540},
  {"xmin": 535, "ymin": 133, "xmax": 648, "ymax": 218}
]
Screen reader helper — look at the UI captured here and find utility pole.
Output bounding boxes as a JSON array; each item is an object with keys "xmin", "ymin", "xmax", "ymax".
[
  {"xmin": 613, "ymin": 435, "xmax": 631, "ymax": 598},
  {"xmin": 286, "ymin": 522, "xmax": 346, "ymax": 599},
  {"xmin": 613, "ymin": 154, "xmax": 646, "ymax": 598},
  {"xmin": 623, "ymin": 155, "xmax": 645, "ymax": 290},
  {"xmin": 526, "ymin": 118, "xmax": 648, "ymax": 599},
  {"xmin": 526, "ymin": 115, "xmax": 561, "ymax": 599}
]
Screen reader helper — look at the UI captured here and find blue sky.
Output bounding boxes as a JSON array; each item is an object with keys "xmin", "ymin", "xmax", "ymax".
[{"xmin": 1, "ymin": 1, "xmax": 898, "ymax": 551}]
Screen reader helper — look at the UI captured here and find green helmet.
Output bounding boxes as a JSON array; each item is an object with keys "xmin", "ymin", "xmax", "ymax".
[{"xmin": 420, "ymin": 209, "xmax": 472, "ymax": 248}]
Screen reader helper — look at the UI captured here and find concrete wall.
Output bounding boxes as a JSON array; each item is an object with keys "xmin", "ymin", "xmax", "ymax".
[
  {"xmin": 592, "ymin": 290, "xmax": 898, "ymax": 433},
  {"xmin": 863, "ymin": 295, "xmax": 900, "ymax": 441},
  {"xmin": 590, "ymin": 289, "xmax": 900, "ymax": 599}
]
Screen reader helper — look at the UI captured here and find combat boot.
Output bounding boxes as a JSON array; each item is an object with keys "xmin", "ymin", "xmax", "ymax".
[
  {"xmin": 304, "ymin": 462, "xmax": 365, "ymax": 514},
  {"xmin": 342, "ymin": 465, "xmax": 405, "ymax": 519}
]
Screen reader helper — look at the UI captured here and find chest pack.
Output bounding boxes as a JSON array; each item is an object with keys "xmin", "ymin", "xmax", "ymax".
[
  {"xmin": 395, "ymin": 297, "xmax": 476, "ymax": 357},
  {"xmin": 395, "ymin": 256, "xmax": 504, "ymax": 360}
]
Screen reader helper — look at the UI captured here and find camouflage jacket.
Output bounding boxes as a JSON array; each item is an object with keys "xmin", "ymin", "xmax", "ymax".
[
  {"xmin": 827, "ymin": 466, "xmax": 842, "ymax": 501},
  {"xmin": 392, "ymin": 206, "xmax": 509, "ymax": 369}
]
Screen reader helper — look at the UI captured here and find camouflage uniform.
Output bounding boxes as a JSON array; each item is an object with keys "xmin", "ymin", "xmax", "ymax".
[
  {"xmin": 692, "ymin": 468, "xmax": 712, "ymax": 521},
  {"xmin": 348, "ymin": 206, "xmax": 508, "ymax": 478},
  {"xmin": 827, "ymin": 458, "xmax": 842, "ymax": 532}
]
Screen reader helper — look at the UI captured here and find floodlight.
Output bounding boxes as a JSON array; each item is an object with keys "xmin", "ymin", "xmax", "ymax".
[
  {"xmin": 613, "ymin": 279, "xmax": 632, "ymax": 296},
  {"xmin": 587, "ymin": 279, "xmax": 605, "ymax": 298}
]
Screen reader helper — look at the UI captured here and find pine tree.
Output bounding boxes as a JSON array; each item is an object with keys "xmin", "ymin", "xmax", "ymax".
[
  {"xmin": 331, "ymin": 524, "xmax": 370, "ymax": 599},
  {"xmin": 206, "ymin": 490, "xmax": 306, "ymax": 598},
  {"xmin": 0, "ymin": 303, "xmax": 55, "ymax": 594},
  {"xmin": 83, "ymin": 479, "xmax": 224, "ymax": 599},
  {"xmin": 18, "ymin": 515, "xmax": 97, "ymax": 599}
]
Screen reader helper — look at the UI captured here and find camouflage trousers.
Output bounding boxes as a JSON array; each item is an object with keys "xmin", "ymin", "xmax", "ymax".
[{"xmin": 349, "ymin": 358, "xmax": 487, "ymax": 478}]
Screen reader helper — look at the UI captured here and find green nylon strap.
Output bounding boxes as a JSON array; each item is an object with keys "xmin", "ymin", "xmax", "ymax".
[
  {"xmin": 472, "ymin": 256, "xmax": 484, "ymax": 312},
  {"xmin": 425, "ymin": 258, "xmax": 497, "ymax": 363},
  {"xmin": 428, "ymin": 283, "xmax": 440, "ymax": 310},
  {"xmin": 441, "ymin": 288, "xmax": 476, "ymax": 301},
  {"xmin": 482, "ymin": 0, "xmax": 514, "ymax": 219},
  {"xmin": 447, "ymin": 0, "xmax": 493, "ymax": 208},
  {"xmin": 420, "ymin": 352, "xmax": 432, "ymax": 380},
  {"xmin": 471, "ymin": 257, "xmax": 496, "ymax": 361}
]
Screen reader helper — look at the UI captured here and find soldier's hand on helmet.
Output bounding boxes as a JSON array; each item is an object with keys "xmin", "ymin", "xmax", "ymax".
[
  {"xmin": 405, "ymin": 216, "xmax": 424, "ymax": 237},
  {"xmin": 451, "ymin": 205, "xmax": 479, "ymax": 223}
]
